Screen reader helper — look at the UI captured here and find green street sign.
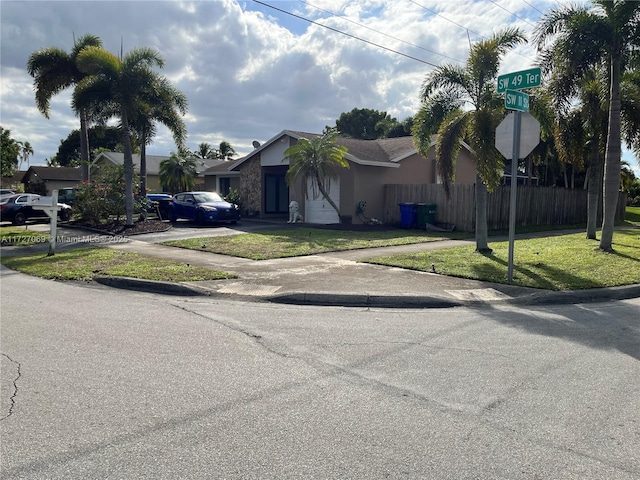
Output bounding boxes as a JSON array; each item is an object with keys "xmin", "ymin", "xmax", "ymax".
[
  {"xmin": 497, "ymin": 67, "xmax": 541, "ymax": 93},
  {"xmin": 505, "ymin": 89, "xmax": 529, "ymax": 112}
]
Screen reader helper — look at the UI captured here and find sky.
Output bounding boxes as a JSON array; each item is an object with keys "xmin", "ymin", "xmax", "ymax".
[{"xmin": 1, "ymin": 0, "xmax": 637, "ymax": 176}]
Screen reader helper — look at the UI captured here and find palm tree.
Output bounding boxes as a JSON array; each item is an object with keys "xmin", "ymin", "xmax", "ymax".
[
  {"xmin": 283, "ymin": 129, "xmax": 349, "ymax": 222},
  {"xmin": 134, "ymin": 77, "xmax": 188, "ymax": 194},
  {"xmin": 17, "ymin": 141, "xmax": 34, "ymax": 170},
  {"xmin": 412, "ymin": 28, "xmax": 526, "ymax": 253},
  {"xmin": 194, "ymin": 142, "xmax": 215, "ymax": 159},
  {"xmin": 27, "ymin": 34, "xmax": 103, "ymax": 181},
  {"xmin": 621, "ymin": 68, "xmax": 640, "ymax": 161},
  {"xmin": 217, "ymin": 141, "xmax": 237, "ymax": 161},
  {"xmin": 73, "ymin": 45, "xmax": 172, "ymax": 225},
  {"xmin": 159, "ymin": 151, "xmax": 197, "ymax": 194},
  {"xmin": 535, "ymin": 0, "xmax": 640, "ymax": 251}
]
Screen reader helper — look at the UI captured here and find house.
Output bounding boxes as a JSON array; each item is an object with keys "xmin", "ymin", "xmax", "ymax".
[
  {"xmin": 93, "ymin": 152, "xmax": 226, "ymax": 193},
  {"xmin": 230, "ymin": 130, "xmax": 476, "ymax": 224},
  {"xmin": 1, "ymin": 170, "xmax": 27, "ymax": 190},
  {"xmin": 21, "ymin": 166, "xmax": 82, "ymax": 195},
  {"xmin": 202, "ymin": 161, "xmax": 240, "ymax": 196}
]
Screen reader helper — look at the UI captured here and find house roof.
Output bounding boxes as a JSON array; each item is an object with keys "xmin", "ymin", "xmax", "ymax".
[
  {"xmin": 202, "ymin": 161, "xmax": 240, "ymax": 176},
  {"xmin": 21, "ymin": 166, "xmax": 82, "ymax": 182},
  {"xmin": 94, "ymin": 152, "xmax": 223, "ymax": 176},
  {"xmin": 231, "ymin": 130, "xmax": 434, "ymax": 171}
]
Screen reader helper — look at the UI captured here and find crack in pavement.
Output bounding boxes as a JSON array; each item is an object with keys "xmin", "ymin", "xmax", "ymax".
[{"xmin": 1, "ymin": 353, "xmax": 21, "ymax": 421}]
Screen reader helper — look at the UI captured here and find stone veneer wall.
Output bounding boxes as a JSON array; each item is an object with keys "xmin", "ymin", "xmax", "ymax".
[{"xmin": 239, "ymin": 154, "xmax": 262, "ymax": 215}]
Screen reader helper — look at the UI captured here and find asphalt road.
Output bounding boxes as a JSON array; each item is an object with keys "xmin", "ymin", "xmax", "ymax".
[{"xmin": 1, "ymin": 268, "xmax": 639, "ymax": 479}]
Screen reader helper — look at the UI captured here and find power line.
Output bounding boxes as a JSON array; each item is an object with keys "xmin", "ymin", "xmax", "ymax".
[
  {"xmin": 520, "ymin": 0, "xmax": 545, "ymax": 16},
  {"xmin": 252, "ymin": 0, "xmax": 440, "ymax": 67},
  {"xmin": 487, "ymin": 0, "xmax": 537, "ymax": 27},
  {"xmin": 407, "ymin": 0, "xmax": 488, "ymax": 41},
  {"xmin": 408, "ymin": 0, "xmax": 536, "ymax": 63},
  {"xmin": 299, "ymin": 0, "xmax": 465, "ymax": 64}
]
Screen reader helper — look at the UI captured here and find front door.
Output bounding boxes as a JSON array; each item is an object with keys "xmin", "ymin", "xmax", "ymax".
[{"xmin": 264, "ymin": 173, "xmax": 288, "ymax": 214}]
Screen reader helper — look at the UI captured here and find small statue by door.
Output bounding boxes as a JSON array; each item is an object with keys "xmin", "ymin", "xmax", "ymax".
[{"xmin": 288, "ymin": 200, "xmax": 303, "ymax": 223}]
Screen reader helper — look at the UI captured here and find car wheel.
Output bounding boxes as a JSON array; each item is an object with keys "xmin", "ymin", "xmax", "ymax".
[
  {"xmin": 59, "ymin": 209, "xmax": 71, "ymax": 222},
  {"xmin": 196, "ymin": 211, "xmax": 205, "ymax": 226},
  {"xmin": 168, "ymin": 210, "xmax": 177, "ymax": 223},
  {"xmin": 13, "ymin": 211, "xmax": 27, "ymax": 225}
]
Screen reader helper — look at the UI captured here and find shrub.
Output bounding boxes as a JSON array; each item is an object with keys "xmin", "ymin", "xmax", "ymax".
[
  {"xmin": 225, "ymin": 187, "xmax": 242, "ymax": 210},
  {"xmin": 74, "ymin": 165, "xmax": 142, "ymax": 224}
]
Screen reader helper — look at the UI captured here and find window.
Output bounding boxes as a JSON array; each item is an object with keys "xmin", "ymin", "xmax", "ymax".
[{"xmin": 219, "ymin": 178, "xmax": 231, "ymax": 196}]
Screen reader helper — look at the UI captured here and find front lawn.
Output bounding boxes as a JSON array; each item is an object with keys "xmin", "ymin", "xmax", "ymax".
[
  {"xmin": 626, "ymin": 206, "xmax": 640, "ymax": 225},
  {"xmin": 0, "ymin": 226, "xmax": 50, "ymax": 246},
  {"xmin": 1, "ymin": 247, "xmax": 236, "ymax": 282},
  {"xmin": 161, "ymin": 227, "xmax": 469, "ymax": 260},
  {"xmin": 363, "ymin": 228, "xmax": 640, "ymax": 290}
]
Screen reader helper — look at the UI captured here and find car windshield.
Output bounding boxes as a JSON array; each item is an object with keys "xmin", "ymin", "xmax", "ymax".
[{"xmin": 193, "ymin": 192, "xmax": 223, "ymax": 203}]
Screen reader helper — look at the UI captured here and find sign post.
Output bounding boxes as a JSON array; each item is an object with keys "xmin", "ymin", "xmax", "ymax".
[
  {"xmin": 496, "ymin": 68, "xmax": 541, "ymax": 282},
  {"xmin": 30, "ymin": 190, "xmax": 60, "ymax": 256}
]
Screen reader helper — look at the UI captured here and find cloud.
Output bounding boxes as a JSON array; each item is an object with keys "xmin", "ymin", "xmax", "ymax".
[{"xmin": 1, "ymin": 0, "xmax": 634, "ymax": 177}]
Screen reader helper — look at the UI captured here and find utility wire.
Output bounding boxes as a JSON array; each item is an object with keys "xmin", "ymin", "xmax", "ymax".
[
  {"xmin": 252, "ymin": 0, "xmax": 440, "ymax": 67},
  {"xmin": 299, "ymin": 0, "xmax": 465, "ymax": 64},
  {"xmin": 409, "ymin": 0, "xmax": 537, "ymax": 62},
  {"xmin": 487, "ymin": 0, "xmax": 537, "ymax": 27},
  {"xmin": 407, "ymin": 0, "xmax": 488, "ymax": 41},
  {"xmin": 520, "ymin": 0, "xmax": 545, "ymax": 16}
]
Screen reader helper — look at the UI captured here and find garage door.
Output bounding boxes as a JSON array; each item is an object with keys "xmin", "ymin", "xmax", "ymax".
[{"xmin": 304, "ymin": 177, "xmax": 340, "ymax": 224}]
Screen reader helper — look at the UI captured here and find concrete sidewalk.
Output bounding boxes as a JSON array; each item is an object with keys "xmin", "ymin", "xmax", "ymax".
[{"xmin": 4, "ymin": 222, "xmax": 640, "ymax": 308}]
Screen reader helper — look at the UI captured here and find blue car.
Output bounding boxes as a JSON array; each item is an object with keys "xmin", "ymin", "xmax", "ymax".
[
  {"xmin": 168, "ymin": 191, "xmax": 240, "ymax": 225},
  {"xmin": 145, "ymin": 193, "xmax": 172, "ymax": 218}
]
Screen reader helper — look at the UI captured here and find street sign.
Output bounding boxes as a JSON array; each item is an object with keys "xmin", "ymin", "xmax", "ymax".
[
  {"xmin": 497, "ymin": 67, "xmax": 541, "ymax": 93},
  {"xmin": 495, "ymin": 112, "xmax": 540, "ymax": 159},
  {"xmin": 505, "ymin": 89, "xmax": 529, "ymax": 112}
]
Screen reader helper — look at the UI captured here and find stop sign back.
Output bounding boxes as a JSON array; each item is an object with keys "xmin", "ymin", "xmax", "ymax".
[{"xmin": 495, "ymin": 112, "xmax": 540, "ymax": 159}]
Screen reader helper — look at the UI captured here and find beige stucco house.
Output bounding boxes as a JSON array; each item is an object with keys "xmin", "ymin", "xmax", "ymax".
[
  {"xmin": 93, "ymin": 152, "xmax": 227, "ymax": 193},
  {"xmin": 230, "ymin": 130, "xmax": 476, "ymax": 224},
  {"xmin": 21, "ymin": 166, "xmax": 82, "ymax": 195}
]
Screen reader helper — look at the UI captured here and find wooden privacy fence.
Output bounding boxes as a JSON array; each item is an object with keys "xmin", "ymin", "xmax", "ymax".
[{"xmin": 383, "ymin": 184, "xmax": 627, "ymax": 232}]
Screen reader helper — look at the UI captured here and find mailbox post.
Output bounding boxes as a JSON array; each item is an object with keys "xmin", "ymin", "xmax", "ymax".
[{"xmin": 29, "ymin": 190, "xmax": 60, "ymax": 256}]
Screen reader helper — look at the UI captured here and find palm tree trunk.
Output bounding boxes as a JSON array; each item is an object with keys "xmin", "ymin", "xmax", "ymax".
[
  {"xmin": 80, "ymin": 110, "xmax": 90, "ymax": 182},
  {"xmin": 586, "ymin": 140, "xmax": 601, "ymax": 239},
  {"xmin": 122, "ymin": 112, "xmax": 135, "ymax": 226},
  {"xmin": 475, "ymin": 174, "xmax": 492, "ymax": 253},
  {"xmin": 316, "ymin": 175, "xmax": 342, "ymax": 223},
  {"xmin": 599, "ymin": 57, "xmax": 622, "ymax": 251}
]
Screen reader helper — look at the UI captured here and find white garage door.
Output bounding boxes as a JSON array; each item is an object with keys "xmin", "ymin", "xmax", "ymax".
[{"xmin": 304, "ymin": 177, "xmax": 340, "ymax": 224}]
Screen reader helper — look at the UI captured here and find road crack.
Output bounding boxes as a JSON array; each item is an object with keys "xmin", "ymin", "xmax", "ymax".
[{"xmin": 1, "ymin": 353, "xmax": 21, "ymax": 421}]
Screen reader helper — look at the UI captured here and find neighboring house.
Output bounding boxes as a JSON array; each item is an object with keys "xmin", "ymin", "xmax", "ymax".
[
  {"xmin": 230, "ymin": 130, "xmax": 476, "ymax": 224},
  {"xmin": 93, "ymin": 152, "xmax": 224, "ymax": 193},
  {"xmin": 202, "ymin": 161, "xmax": 240, "ymax": 196},
  {"xmin": 1, "ymin": 170, "xmax": 27, "ymax": 190},
  {"xmin": 21, "ymin": 166, "xmax": 82, "ymax": 195}
]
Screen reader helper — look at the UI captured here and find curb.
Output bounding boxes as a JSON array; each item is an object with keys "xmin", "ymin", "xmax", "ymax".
[
  {"xmin": 94, "ymin": 276, "xmax": 210, "ymax": 297},
  {"xmin": 506, "ymin": 284, "xmax": 640, "ymax": 306},
  {"xmin": 268, "ymin": 292, "xmax": 462, "ymax": 308},
  {"xmin": 90, "ymin": 277, "xmax": 640, "ymax": 307}
]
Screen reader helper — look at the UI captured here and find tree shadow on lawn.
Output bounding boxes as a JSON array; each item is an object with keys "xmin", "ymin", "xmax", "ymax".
[{"xmin": 476, "ymin": 252, "xmax": 606, "ymax": 290}]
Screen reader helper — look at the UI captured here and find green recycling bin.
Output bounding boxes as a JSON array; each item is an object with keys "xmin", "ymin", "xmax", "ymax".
[
  {"xmin": 425, "ymin": 203, "xmax": 437, "ymax": 226},
  {"xmin": 415, "ymin": 203, "xmax": 427, "ymax": 228},
  {"xmin": 416, "ymin": 203, "xmax": 437, "ymax": 228}
]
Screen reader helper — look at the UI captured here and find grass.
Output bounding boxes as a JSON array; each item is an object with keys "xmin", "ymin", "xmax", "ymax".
[
  {"xmin": 1, "ymin": 226, "xmax": 50, "ymax": 246},
  {"xmin": 363, "ymin": 228, "xmax": 640, "ymax": 290},
  {"xmin": 161, "ymin": 227, "xmax": 470, "ymax": 260},
  {"xmin": 1, "ymin": 247, "xmax": 236, "ymax": 282},
  {"xmin": 626, "ymin": 206, "xmax": 640, "ymax": 225}
]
